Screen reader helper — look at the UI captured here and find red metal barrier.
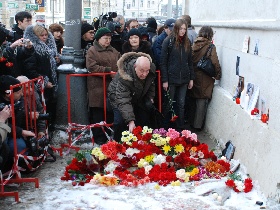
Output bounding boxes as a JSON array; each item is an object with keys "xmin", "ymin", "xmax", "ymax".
[
  {"xmin": 0, "ymin": 77, "xmax": 45, "ymax": 202},
  {"xmin": 61, "ymin": 70, "xmax": 162, "ymax": 152}
]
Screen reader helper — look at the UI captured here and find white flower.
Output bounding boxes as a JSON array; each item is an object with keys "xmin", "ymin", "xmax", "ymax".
[
  {"xmin": 235, "ymin": 180, "xmax": 245, "ymax": 192},
  {"xmin": 220, "ymin": 156, "xmax": 227, "ymax": 161},
  {"xmin": 197, "ymin": 151, "xmax": 204, "ymax": 158},
  {"xmin": 153, "ymin": 154, "xmax": 166, "ymax": 165},
  {"xmin": 104, "ymin": 161, "xmax": 119, "ymax": 174},
  {"xmin": 117, "ymin": 153, "xmax": 124, "ymax": 159},
  {"xmin": 176, "ymin": 169, "xmax": 187, "ymax": 180},
  {"xmin": 144, "ymin": 165, "xmax": 153, "ymax": 175},
  {"xmin": 125, "ymin": 148, "xmax": 140, "ymax": 157}
]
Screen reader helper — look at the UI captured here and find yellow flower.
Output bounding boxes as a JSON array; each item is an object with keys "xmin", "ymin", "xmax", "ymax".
[
  {"xmin": 91, "ymin": 148, "xmax": 107, "ymax": 160},
  {"xmin": 190, "ymin": 168, "xmax": 199, "ymax": 176},
  {"xmin": 144, "ymin": 155, "xmax": 154, "ymax": 163},
  {"xmin": 174, "ymin": 144, "xmax": 184, "ymax": 153},
  {"xmin": 138, "ymin": 159, "xmax": 148, "ymax": 168},
  {"xmin": 93, "ymin": 173, "xmax": 102, "ymax": 181},
  {"xmin": 163, "ymin": 145, "xmax": 171, "ymax": 155},
  {"xmin": 171, "ymin": 180, "xmax": 181, "ymax": 186},
  {"xmin": 154, "ymin": 184, "xmax": 160, "ymax": 190}
]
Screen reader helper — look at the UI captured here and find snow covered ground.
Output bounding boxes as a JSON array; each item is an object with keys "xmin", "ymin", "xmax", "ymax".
[{"xmin": 1, "ymin": 131, "xmax": 280, "ymax": 209}]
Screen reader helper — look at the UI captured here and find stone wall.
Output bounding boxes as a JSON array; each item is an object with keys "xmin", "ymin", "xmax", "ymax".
[{"xmin": 188, "ymin": 0, "xmax": 280, "ymax": 198}]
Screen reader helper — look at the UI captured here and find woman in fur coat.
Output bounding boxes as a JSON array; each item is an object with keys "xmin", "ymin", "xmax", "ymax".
[{"xmin": 23, "ymin": 24, "xmax": 59, "ymax": 125}]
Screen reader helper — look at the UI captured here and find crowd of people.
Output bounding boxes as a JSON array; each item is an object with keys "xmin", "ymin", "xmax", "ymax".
[{"xmin": 0, "ymin": 11, "xmax": 221, "ymax": 174}]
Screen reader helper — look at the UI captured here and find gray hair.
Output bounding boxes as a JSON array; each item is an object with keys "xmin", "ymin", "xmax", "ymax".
[{"xmin": 114, "ymin": 15, "xmax": 124, "ymax": 23}]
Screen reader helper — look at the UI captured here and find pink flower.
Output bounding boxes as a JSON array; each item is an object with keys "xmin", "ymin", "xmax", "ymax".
[
  {"xmin": 181, "ymin": 130, "xmax": 192, "ymax": 138},
  {"xmin": 190, "ymin": 133, "xmax": 198, "ymax": 141},
  {"xmin": 166, "ymin": 128, "xmax": 180, "ymax": 139}
]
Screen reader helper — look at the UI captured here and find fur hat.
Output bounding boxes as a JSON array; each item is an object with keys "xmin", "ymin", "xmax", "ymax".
[
  {"xmin": 81, "ymin": 23, "xmax": 95, "ymax": 36},
  {"xmin": 147, "ymin": 19, "xmax": 157, "ymax": 30},
  {"xmin": 127, "ymin": 28, "xmax": 142, "ymax": 39},
  {"xmin": 94, "ymin": 27, "xmax": 111, "ymax": 41},
  {"xmin": 0, "ymin": 75, "xmax": 21, "ymax": 94}
]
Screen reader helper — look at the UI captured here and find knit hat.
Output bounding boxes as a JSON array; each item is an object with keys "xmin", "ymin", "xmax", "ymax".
[
  {"xmin": 147, "ymin": 19, "xmax": 157, "ymax": 30},
  {"xmin": 0, "ymin": 75, "xmax": 21, "ymax": 94},
  {"xmin": 81, "ymin": 23, "xmax": 95, "ymax": 36},
  {"xmin": 94, "ymin": 27, "xmax": 112, "ymax": 41},
  {"xmin": 127, "ymin": 28, "xmax": 142, "ymax": 39},
  {"xmin": 164, "ymin": 18, "xmax": 176, "ymax": 30}
]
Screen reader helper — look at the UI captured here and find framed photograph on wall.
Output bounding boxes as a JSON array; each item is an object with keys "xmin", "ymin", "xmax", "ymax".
[
  {"xmin": 233, "ymin": 76, "xmax": 244, "ymax": 99},
  {"xmin": 247, "ymin": 83, "xmax": 259, "ymax": 113}
]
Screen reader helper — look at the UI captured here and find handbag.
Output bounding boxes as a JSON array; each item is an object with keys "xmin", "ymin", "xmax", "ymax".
[{"xmin": 196, "ymin": 44, "xmax": 216, "ymax": 77}]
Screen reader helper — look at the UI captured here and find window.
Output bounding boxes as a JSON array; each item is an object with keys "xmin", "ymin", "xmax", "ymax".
[
  {"xmin": 140, "ymin": 0, "xmax": 143, "ymax": 7},
  {"xmin": 127, "ymin": 4, "xmax": 131, "ymax": 9},
  {"xmin": 152, "ymin": 1, "xmax": 154, "ymax": 4},
  {"xmin": 132, "ymin": 0, "xmax": 135, "ymax": 7},
  {"xmin": 147, "ymin": 13, "xmax": 150, "ymax": 17},
  {"xmin": 132, "ymin": 12, "xmax": 135, "ymax": 17},
  {"xmin": 147, "ymin": 1, "xmax": 150, "ymax": 8},
  {"xmin": 140, "ymin": 13, "xmax": 143, "ymax": 17}
]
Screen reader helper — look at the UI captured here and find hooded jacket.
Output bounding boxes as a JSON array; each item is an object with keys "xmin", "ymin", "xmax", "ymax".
[
  {"xmin": 188, "ymin": 37, "xmax": 221, "ymax": 99},
  {"xmin": 23, "ymin": 25, "xmax": 58, "ymax": 93},
  {"xmin": 108, "ymin": 52, "xmax": 156, "ymax": 123}
]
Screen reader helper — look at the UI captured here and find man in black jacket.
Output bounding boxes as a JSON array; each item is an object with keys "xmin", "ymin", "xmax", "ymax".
[
  {"xmin": 108, "ymin": 52, "xmax": 156, "ymax": 141},
  {"xmin": 9, "ymin": 11, "xmax": 33, "ymax": 42}
]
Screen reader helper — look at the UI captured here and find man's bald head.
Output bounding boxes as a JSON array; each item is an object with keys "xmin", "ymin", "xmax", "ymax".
[
  {"xmin": 16, "ymin": 76, "xmax": 29, "ymax": 83},
  {"xmin": 134, "ymin": 56, "xmax": 151, "ymax": 80},
  {"xmin": 16, "ymin": 76, "xmax": 33, "ymax": 96}
]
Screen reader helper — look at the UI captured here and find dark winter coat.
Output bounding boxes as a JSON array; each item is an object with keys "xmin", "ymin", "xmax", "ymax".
[
  {"xmin": 188, "ymin": 37, "xmax": 221, "ymax": 99},
  {"xmin": 23, "ymin": 25, "xmax": 58, "ymax": 94},
  {"xmin": 2, "ymin": 43, "xmax": 34, "ymax": 77},
  {"xmin": 146, "ymin": 27, "xmax": 157, "ymax": 45},
  {"xmin": 86, "ymin": 40, "xmax": 120, "ymax": 108},
  {"xmin": 160, "ymin": 36, "xmax": 194, "ymax": 85},
  {"xmin": 152, "ymin": 30, "xmax": 168, "ymax": 69},
  {"xmin": 122, "ymin": 40, "xmax": 154, "ymax": 61},
  {"xmin": 108, "ymin": 52, "xmax": 156, "ymax": 123},
  {"xmin": 0, "ymin": 95, "xmax": 26, "ymax": 138},
  {"xmin": 55, "ymin": 38, "xmax": 64, "ymax": 54},
  {"xmin": 0, "ymin": 94, "xmax": 45, "ymax": 138},
  {"xmin": 6, "ymin": 24, "xmax": 24, "ymax": 43}
]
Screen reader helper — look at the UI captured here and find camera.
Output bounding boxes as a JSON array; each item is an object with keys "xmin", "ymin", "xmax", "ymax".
[
  {"xmin": 22, "ymin": 39, "xmax": 31, "ymax": 47},
  {"xmin": 27, "ymin": 135, "xmax": 49, "ymax": 155},
  {"xmin": 37, "ymin": 113, "xmax": 50, "ymax": 120},
  {"xmin": 0, "ymin": 101, "xmax": 21, "ymax": 111},
  {"xmin": 99, "ymin": 12, "xmax": 119, "ymax": 32},
  {"xmin": 0, "ymin": 22, "xmax": 16, "ymax": 43}
]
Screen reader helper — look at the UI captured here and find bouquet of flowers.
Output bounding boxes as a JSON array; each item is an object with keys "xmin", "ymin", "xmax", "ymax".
[
  {"xmin": 61, "ymin": 150, "xmax": 100, "ymax": 186},
  {"xmin": 225, "ymin": 173, "xmax": 253, "ymax": 193}
]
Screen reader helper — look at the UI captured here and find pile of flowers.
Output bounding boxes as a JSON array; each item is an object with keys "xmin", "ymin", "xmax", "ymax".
[{"xmin": 61, "ymin": 126, "xmax": 253, "ymax": 192}]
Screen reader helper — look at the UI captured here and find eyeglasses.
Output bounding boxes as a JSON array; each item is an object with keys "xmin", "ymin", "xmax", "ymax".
[
  {"xmin": 87, "ymin": 31, "xmax": 95, "ymax": 34},
  {"xmin": 131, "ymin": 25, "xmax": 139, "ymax": 29}
]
